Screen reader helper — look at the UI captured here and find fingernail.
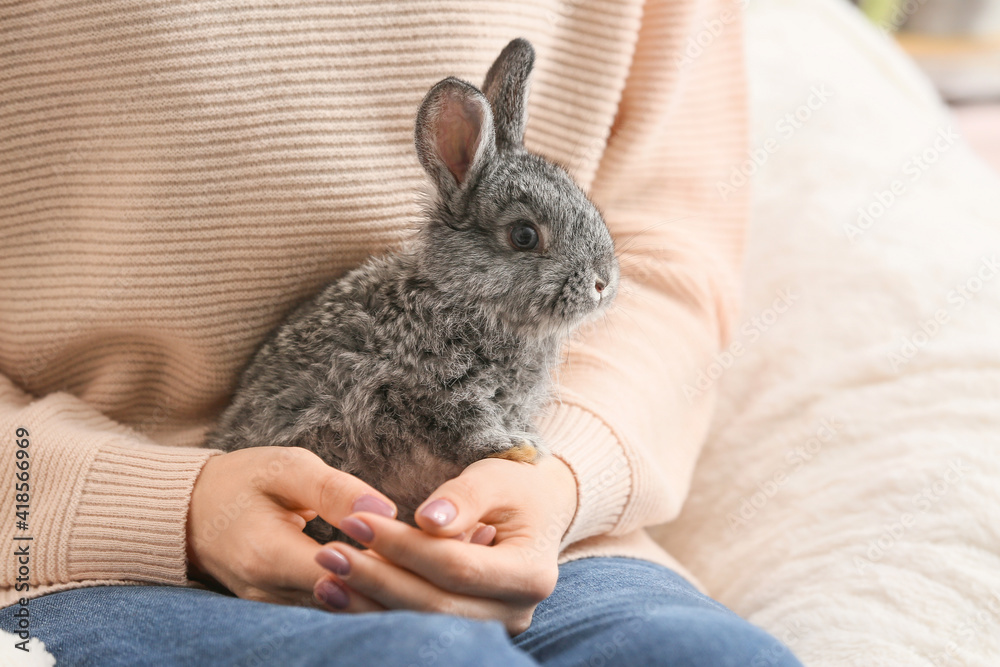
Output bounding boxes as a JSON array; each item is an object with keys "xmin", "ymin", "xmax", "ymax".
[
  {"xmin": 315, "ymin": 580, "xmax": 349, "ymax": 609},
  {"xmin": 340, "ymin": 516, "xmax": 374, "ymax": 543},
  {"xmin": 352, "ymin": 494, "xmax": 396, "ymax": 518},
  {"xmin": 471, "ymin": 524, "xmax": 497, "ymax": 545},
  {"xmin": 315, "ymin": 549, "xmax": 350, "ymax": 576},
  {"xmin": 419, "ymin": 499, "xmax": 457, "ymax": 527}
]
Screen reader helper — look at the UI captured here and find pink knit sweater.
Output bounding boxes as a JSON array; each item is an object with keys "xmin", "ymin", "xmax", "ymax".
[{"xmin": 0, "ymin": 0, "xmax": 747, "ymax": 606}]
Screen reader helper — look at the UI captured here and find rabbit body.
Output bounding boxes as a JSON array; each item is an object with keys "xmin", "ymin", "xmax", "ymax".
[
  {"xmin": 210, "ymin": 245, "xmax": 560, "ymax": 530},
  {"xmin": 207, "ymin": 39, "xmax": 619, "ymax": 541}
]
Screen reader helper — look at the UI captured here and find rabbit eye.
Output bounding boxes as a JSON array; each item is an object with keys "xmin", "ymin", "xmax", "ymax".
[{"xmin": 509, "ymin": 222, "xmax": 539, "ymax": 251}]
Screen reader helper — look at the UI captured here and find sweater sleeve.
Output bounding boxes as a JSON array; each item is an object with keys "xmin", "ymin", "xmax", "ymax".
[
  {"xmin": 0, "ymin": 375, "xmax": 220, "ymax": 606},
  {"xmin": 542, "ymin": 0, "xmax": 749, "ymax": 548}
]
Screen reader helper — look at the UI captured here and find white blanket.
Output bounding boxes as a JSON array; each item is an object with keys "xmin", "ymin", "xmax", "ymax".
[{"xmin": 651, "ymin": 0, "xmax": 1000, "ymax": 665}]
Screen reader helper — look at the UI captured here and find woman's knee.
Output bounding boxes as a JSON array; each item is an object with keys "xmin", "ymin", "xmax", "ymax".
[
  {"xmin": 623, "ymin": 606, "xmax": 802, "ymax": 667},
  {"xmin": 300, "ymin": 612, "xmax": 533, "ymax": 667},
  {"xmin": 520, "ymin": 558, "xmax": 803, "ymax": 667}
]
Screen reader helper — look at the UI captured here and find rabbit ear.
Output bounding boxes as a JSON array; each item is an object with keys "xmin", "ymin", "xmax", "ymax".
[
  {"xmin": 415, "ymin": 77, "xmax": 496, "ymax": 197},
  {"xmin": 482, "ymin": 38, "xmax": 535, "ymax": 150}
]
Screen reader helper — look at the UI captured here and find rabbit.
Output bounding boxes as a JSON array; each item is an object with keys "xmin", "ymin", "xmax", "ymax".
[{"xmin": 206, "ymin": 38, "xmax": 620, "ymax": 543}]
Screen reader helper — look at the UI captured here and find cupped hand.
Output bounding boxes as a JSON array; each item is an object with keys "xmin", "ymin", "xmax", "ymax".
[
  {"xmin": 312, "ymin": 455, "xmax": 578, "ymax": 634},
  {"xmin": 186, "ymin": 446, "xmax": 397, "ymax": 607}
]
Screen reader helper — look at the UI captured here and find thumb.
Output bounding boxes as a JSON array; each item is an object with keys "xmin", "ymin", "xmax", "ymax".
[
  {"xmin": 261, "ymin": 447, "xmax": 397, "ymax": 527},
  {"xmin": 414, "ymin": 458, "xmax": 512, "ymax": 537}
]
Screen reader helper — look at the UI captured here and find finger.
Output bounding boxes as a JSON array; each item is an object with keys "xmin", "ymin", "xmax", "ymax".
[
  {"xmin": 242, "ymin": 511, "xmax": 342, "ymax": 595},
  {"xmin": 339, "ymin": 513, "xmax": 552, "ymax": 603},
  {"xmin": 234, "ymin": 512, "xmax": 394, "ymax": 610},
  {"xmin": 327, "ymin": 543, "xmax": 509, "ymax": 620},
  {"xmin": 313, "ymin": 574, "xmax": 386, "ymax": 613},
  {"xmin": 450, "ymin": 522, "xmax": 494, "ymax": 544},
  {"xmin": 414, "ymin": 458, "xmax": 525, "ymax": 537},
  {"xmin": 291, "ymin": 508, "xmax": 318, "ymax": 522},
  {"xmin": 258, "ymin": 447, "xmax": 398, "ymax": 526},
  {"xmin": 471, "ymin": 524, "xmax": 496, "ymax": 545}
]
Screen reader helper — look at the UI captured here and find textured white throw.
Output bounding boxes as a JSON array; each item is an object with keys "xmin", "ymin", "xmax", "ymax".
[
  {"xmin": 0, "ymin": 629, "xmax": 56, "ymax": 667},
  {"xmin": 653, "ymin": 0, "xmax": 1000, "ymax": 665}
]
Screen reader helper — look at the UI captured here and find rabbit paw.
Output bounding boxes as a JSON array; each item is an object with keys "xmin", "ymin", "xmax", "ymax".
[{"xmin": 486, "ymin": 434, "xmax": 541, "ymax": 463}]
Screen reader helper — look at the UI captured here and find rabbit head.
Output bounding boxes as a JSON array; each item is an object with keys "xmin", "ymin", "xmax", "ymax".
[{"xmin": 414, "ymin": 38, "xmax": 619, "ymax": 336}]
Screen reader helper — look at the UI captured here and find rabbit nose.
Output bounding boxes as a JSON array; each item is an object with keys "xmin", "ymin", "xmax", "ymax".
[{"xmin": 591, "ymin": 275, "xmax": 607, "ymax": 301}]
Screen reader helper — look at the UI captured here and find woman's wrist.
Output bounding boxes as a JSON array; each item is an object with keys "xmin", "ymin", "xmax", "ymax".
[{"xmin": 536, "ymin": 454, "xmax": 579, "ymax": 542}]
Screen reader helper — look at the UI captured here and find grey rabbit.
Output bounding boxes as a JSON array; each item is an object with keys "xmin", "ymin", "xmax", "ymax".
[{"xmin": 207, "ymin": 38, "xmax": 620, "ymax": 542}]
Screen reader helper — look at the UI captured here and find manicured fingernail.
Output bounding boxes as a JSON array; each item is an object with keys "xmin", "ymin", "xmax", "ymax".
[
  {"xmin": 471, "ymin": 524, "xmax": 497, "ymax": 545},
  {"xmin": 340, "ymin": 516, "xmax": 374, "ymax": 543},
  {"xmin": 352, "ymin": 494, "xmax": 396, "ymax": 518},
  {"xmin": 419, "ymin": 499, "xmax": 457, "ymax": 527},
  {"xmin": 315, "ymin": 580, "xmax": 349, "ymax": 609},
  {"xmin": 315, "ymin": 549, "xmax": 350, "ymax": 576}
]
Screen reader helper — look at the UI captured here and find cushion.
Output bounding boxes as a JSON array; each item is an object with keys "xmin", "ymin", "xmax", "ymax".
[{"xmin": 651, "ymin": 0, "xmax": 1000, "ymax": 664}]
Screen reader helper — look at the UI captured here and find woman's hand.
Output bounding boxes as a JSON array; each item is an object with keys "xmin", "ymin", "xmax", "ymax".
[
  {"xmin": 186, "ymin": 446, "xmax": 397, "ymax": 607},
  {"xmin": 312, "ymin": 455, "xmax": 578, "ymax": 634}
]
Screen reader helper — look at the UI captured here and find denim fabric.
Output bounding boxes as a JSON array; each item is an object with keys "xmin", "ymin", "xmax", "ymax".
[
  {"xmin": 1, "ymin": 557, "xmax": 802, "ymax": 666},
  {"xmin": 514, "ymin": 557, "xmax": 803, "ymax": 667}
]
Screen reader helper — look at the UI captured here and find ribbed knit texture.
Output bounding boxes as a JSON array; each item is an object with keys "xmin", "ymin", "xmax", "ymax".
[{"xmin": 1, "ymin": 0, "xmax": 748, "ymax": 605}]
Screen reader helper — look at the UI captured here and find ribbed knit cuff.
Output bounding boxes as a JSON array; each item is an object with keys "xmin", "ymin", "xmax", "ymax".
[
  {"xmin": 537, "ymin": 401, "xmax": 632, "ymax": 551},
  {"xmin": 66, "ymin": 443, "xmax": 220, "ymax": 586},
  {"xmin": 0, "ymin": 383, "xmax": 224, "ymax": 602}
]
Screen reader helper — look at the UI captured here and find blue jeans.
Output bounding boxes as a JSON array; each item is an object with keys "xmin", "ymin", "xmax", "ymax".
[{"xmin": 1, "ymin": 557, "xmax": 802, "ymax": 666}]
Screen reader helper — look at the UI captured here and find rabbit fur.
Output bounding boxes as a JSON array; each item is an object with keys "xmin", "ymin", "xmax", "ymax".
[{"xmin": 207, "ymin": 39, "xmax": 620, "ymax": 541}]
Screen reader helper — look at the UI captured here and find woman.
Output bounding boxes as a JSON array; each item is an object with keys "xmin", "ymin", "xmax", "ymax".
[{"xmin": 0, "ymin": 0, "xmax": 802, "ymax": 664}]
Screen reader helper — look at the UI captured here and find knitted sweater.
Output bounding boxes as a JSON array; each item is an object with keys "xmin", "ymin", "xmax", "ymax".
[{"xmin": 0, "ymin": 0, "xmax": 747, "ymax": 606}]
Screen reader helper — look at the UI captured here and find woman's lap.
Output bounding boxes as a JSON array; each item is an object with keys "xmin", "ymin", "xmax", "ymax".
[
  {"xmin": 1, "ymin": 585, "xmax": 523, "ymax": 667},
  {"xmin": 1, "ymin": 557, "xmax": 801, "ymax": 667}
]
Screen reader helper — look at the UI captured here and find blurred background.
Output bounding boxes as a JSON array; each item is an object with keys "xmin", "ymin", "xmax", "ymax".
[{"xmin": 852, "ymin": 0, "xmax": 1000, "ymax": 171}]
